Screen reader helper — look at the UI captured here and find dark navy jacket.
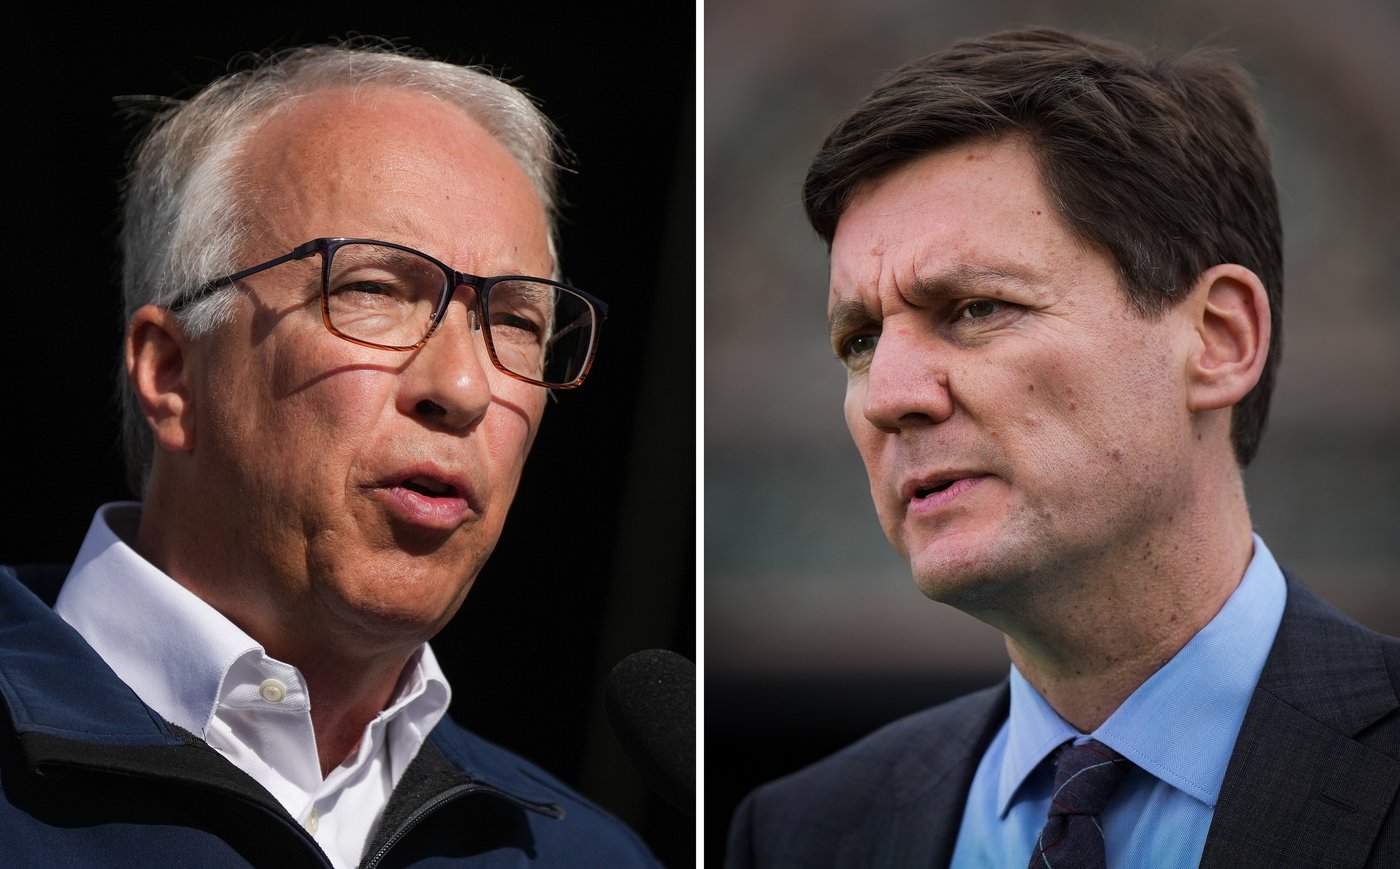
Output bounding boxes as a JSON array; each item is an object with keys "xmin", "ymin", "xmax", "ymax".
[
  {"xmin": 0, "ymin": 564, "xmax": 658, "ymax": 868},
  {"xmin": 726, "ymin": 574, "xmax": 1400, "ymax": 868}
]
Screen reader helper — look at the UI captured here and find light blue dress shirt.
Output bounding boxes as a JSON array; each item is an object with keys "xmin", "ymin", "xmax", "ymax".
[{"xmin": 949, "ymin": 535, "xmax": 1287, "ymax": 868}]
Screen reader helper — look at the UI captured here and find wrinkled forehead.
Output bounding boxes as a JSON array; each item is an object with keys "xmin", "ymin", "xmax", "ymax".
[{"xmin": 826, "ymin": 138, "xmax": 1064, "ymax": 305}]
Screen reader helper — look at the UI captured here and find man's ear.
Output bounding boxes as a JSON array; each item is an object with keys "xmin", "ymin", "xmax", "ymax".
[
  {"xmin": 126, "ymin": 305, "xmax": 196, "ymax": 452},
  {"xmin": 1185, "ymin": 264, "xmax": 1271, "ymax": 413}
]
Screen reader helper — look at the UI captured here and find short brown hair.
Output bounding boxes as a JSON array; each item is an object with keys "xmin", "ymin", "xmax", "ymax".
[{"xmin": 804, "ymin": 27, "xmax": 1282, "ymax": 465}]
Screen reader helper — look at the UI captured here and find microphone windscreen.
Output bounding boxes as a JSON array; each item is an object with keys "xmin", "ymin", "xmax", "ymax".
[{"xmin": 604, "ymin": 649, "xmax": 695, "ymax": 816}]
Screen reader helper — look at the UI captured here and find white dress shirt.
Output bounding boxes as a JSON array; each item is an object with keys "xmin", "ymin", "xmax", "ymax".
[{"xmin": 54, "ymin": 503, "xmax": 452, "ymax": 869}]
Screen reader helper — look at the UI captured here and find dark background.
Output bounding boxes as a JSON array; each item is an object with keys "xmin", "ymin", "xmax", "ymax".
[{"xmin": 4, "ymin": 9, "xmax": 694, "ymax": 867}]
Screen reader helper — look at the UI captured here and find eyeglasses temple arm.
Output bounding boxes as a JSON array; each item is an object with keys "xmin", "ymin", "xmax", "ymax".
[{"xmin": 168, "ymin": 240, "xmax": 323, "ymax": 311}]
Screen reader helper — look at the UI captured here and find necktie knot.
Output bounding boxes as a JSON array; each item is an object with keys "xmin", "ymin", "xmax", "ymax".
[
  {"xmin": 1028, "ymin": 739, "xmax": 1132, "ymax": 868},
  {"xmin": 1047, "ymin": 740, "xmax": 1131, "ymax": 818}
]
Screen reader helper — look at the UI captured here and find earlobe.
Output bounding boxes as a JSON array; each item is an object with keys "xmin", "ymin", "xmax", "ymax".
[
  {"xmin": 126, "ymin": 305, "xmax": 196, "ymax": 452},
  {"xmin": 1185, "ymin": 264, "xmax": 1271, "ymax": 413}
]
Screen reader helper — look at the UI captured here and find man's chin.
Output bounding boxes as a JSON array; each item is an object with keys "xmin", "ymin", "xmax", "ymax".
[
  {"xmin": 904, "ymin": 531, "xmax": 1018, "ymax": 607},
  {"xmin": 311, "ymin": 553, "xmax": 481, "ymax": 642},
  {"xmin": 327, "ymin": 586, "xmax": 471, "ymax": 648}
]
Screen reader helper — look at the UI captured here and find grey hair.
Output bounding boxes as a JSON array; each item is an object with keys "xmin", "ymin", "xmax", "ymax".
[{"xmin": 118, "ymin": 43, "xmax": 564, "ymax": 494}]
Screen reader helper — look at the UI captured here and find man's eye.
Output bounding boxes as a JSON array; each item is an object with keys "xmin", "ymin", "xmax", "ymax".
[
  {"xmin": 491, "ymin": 313, "xmax": 543, "ymax": 337},
  {"xmin": 956, "ymin": 299, "xmax": 1003, "ymax": 320},
  {"xmin": 837, "ymin": 333, "xmax": 879, "ymax": 361},
  {"xmin": 332, "ymin": 280, "xmax": 398, "ymax": 298}
]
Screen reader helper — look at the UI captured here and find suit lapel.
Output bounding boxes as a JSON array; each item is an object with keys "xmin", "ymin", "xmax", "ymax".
[
  {"xmin": 1202, "ymin": 574, "xmax": 1400, "ymax": 868},
  {"xmin": 835, "ymin": 683, "xmax": 1009, "ymax": 868}
]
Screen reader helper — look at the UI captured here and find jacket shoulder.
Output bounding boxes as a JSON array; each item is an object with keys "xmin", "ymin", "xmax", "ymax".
[
  {"xmin": 0, "ymin": 564, "xmax": 69, "ymax": 606},
  {"xmin": 756, "ymin": 684, "xmax": 1006, "ymax": 806},
  {"xmin": 1265, "ymin": 573, "xmax": 1400, "ymax": 724},
  {"xmin": 727, "ymin": 682, "xmax": 1007, "ymax": 868},
  {"xmin": 1201, "ymin": 571, "xmax": 1400, "ymax": 869}
]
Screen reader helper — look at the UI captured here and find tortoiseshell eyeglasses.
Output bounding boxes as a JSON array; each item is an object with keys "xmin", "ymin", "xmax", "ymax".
[{"xmin": 171, "ymin": 237, "xmax": 607, "ymax": 389}]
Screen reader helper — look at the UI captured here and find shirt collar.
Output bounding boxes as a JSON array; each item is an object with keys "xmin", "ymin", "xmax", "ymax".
[
  {"xmin": 56, "ymin": 503, "xmax": 262, "ymax": 737},
  {"xmin": 53, "ymin": 502, "xmax": 452, "ymax": 752},
  {"xmin": 385, "ymin": 644, "xmax": 452, "ymax": 783},
  {"xmin": 996, "ymin": 534, "xmax": 1287, "ymax": 815}
]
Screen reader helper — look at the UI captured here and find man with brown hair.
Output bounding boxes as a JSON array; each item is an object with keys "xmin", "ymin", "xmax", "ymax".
[{"xmin": 727, "ymin": 28, "xmax": 1400, "ymax": 868}]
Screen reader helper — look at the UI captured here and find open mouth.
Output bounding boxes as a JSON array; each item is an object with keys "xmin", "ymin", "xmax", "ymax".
[
  {"xmin": 401, "ymin": 476, "xmax": 458, "ymax": 498},
  {"xmin": 915, "ymin": 480, "xmax": 958, "ymax": 499},
  {"xmin": 372, "ymin": 468, "xmax": 475, "ymax": 530}
]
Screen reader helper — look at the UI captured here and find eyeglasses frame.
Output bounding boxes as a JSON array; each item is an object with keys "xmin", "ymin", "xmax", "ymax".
[{"xmin": 169, "ymin": 237, "xmax": 608, "ymax": 389}]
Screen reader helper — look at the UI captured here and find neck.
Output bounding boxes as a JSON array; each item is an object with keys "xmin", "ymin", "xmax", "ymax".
[
  {"xmin": 280, "ymin": 643, "xmax": 411, "ymax": 778},
  {"xmin": 994, "ymin": 462, "xmax": 1254, "ymax": 733},
  {"xmin": 135, "ymin": 488, "xmax": 420, "ymax": 779}
]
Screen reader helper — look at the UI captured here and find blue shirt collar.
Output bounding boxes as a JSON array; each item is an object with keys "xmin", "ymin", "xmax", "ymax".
[{"xmin": 996, "ymin": 534, "xmax": 1287, "ymax": 815}]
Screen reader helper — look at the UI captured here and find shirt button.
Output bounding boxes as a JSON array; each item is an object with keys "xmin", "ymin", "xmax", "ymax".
[
  {"xmin": 259, "ymin": 678, "xmax": 287, "ymax": 703},
  {"xmin": 305, "ymin": 807, "xmax": 320, "ymax": 834}
]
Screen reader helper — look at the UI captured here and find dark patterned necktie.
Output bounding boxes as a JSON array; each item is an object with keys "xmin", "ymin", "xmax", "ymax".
[{"xmin": 1026, "ymin": 740, "xmax": 1132, "ymax": 868}]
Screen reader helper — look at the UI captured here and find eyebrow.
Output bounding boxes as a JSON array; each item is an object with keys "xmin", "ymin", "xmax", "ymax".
[
  {"xmin": 826, "ymin": 263, "xmax": 1034, "ymax": 338},
  {"xmin": 343, "ymin": 247, "xmax": 429, "ymax": 270}
]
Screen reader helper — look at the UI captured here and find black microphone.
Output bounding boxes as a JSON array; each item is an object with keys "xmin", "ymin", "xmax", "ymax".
[{"xmin": 604, "ymin": 649, "xmax": 695, "ymax": 816}]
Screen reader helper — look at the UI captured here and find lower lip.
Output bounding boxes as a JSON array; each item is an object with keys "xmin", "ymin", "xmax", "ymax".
[
  {"xmin": 375, "ymin": 485, "xmax": 473, "ymax": 531},
  {"xmin": 907, "ymin": 475, "xmax": 990, "ymax": 514}
]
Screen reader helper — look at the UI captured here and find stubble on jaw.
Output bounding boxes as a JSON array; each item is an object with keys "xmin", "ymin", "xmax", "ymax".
[{"xmin": 899, "ymin": 434, "xmax": 1192, "ymax": 630}]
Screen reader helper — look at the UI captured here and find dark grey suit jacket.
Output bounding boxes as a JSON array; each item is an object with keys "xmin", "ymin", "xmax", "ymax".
[{"xmin": 726, "ymin": 574, "xmax": 1400, "ymax": 867}]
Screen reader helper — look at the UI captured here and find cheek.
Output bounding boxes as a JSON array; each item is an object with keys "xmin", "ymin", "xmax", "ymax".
[
  {"xmin": 842, "ymin": 382, "xmax": 902, "ymax": 528},
  {"xmin": 485, "ymin": 413, "xmax": 532, "ymax": 476},
  {"xmin": 231, "ymin": 338, "xmax": 394, "ymax": 487},
  {"xmin": 843, "ymin": 384, "xmax": 861, "ymax": 437},
  {"xmin": 482, "ymin": 383, "xmax": 546, "ymax": 488},
  {"xmin": 843, "ymin": 382, "xmax": 879, "ymax": 468},
  {"xmin": 274, "ymin": 346, "xmax": 384, "ymax": 424},
  {"xmin": 1004, "ymin": 340, "xmax": 1187, "ymax": 494}
]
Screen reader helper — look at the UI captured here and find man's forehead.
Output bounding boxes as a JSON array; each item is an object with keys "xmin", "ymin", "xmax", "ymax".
[
  {"xmin": 824, "ymin": 139, "xmax": 1083, "ymax": 312},
  {"xmin": 238, "ymin": 87, "xmax": 551, "ymax": 270},
  {"xmin": 245, "ymin": 88, "xmax": 521, "ymax": 190}
]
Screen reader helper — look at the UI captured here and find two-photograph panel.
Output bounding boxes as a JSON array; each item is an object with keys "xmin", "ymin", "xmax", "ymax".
[
  {"xmin": 8, "ymin": 1, "xmax": 1400, "ymax": 864},
  {"xmin": 709, "ymin": 0, "xmax": 1400, "ymax": 866}
]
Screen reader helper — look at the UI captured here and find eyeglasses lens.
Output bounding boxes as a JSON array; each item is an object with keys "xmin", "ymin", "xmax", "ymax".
[{"xmin": 325, "ymin": 242, "xmax": 596, "ymax": 386}]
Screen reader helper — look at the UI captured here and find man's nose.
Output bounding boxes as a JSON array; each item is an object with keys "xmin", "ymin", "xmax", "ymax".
[
  {"xmin": 400, "ymin": 290, "xmax": 494, "ymax": 431},
  {"xmin": 860, "ymin": 329, "xmax": 954, "ymax": 431}
]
